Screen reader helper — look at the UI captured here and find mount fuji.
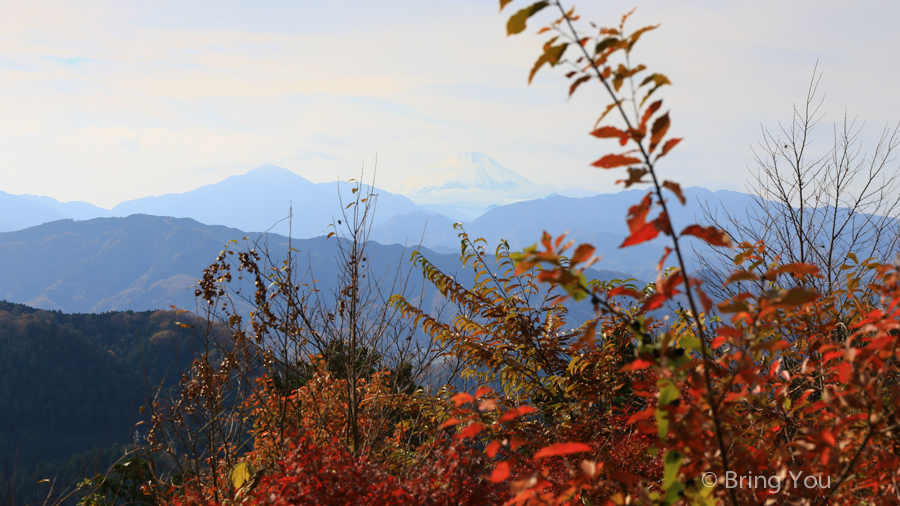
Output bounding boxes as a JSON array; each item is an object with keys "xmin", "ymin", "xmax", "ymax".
[{"xmin": 399, "ymin": 152, "xmax": 549, "ymax": 209}]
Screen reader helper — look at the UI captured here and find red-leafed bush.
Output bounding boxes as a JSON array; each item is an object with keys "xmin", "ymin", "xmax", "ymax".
[{"xmin": 169, "ymin": 431, "xmax": 506, "ymax": 506}]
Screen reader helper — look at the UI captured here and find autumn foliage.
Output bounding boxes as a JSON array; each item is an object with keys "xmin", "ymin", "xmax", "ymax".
[{"xmin": 107, "ymin": 2, "xmax": 900, "ymax": 506}]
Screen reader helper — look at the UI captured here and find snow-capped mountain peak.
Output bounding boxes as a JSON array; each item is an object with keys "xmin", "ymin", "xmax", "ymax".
[{"xmin": 401, "ymin": 152, "xmax": 534, "ymax": 194}]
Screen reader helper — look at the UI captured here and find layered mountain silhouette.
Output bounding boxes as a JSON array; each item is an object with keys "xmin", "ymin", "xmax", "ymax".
[
  {"xmin": 0, "ymin": 215, "xmax": 637, "ymax": 320},
  {"xmin": 0, "ymin": 160, "xmax": 763, "ymax": 280}
]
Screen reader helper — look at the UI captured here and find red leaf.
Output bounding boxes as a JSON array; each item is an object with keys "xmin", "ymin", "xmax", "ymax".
[
  {"xmin": 509, "ymin": 435, "xmax": 528, "ymax": 450},
  {"xmin": 608, "ymin": 286, "xmax": 644, "ymax": 299},
  {"xmin": 656, "ymin": 268, "xmax": 683, "ymax": 298},
  {"xmin": 499, "ymin": 405, "xmax": 536, "ymax": 423},
  {"xmin": 621, "ymin": 358, "xmax": 654, "ymax": 371},
  {"xmin": 491, "ymin": 461, "xmax": 511, "ymax": 482},
  {"xmin": 620, "ymin": 221, "xmax": 659, "ymax": 247},
  {"xmin": 821, "ymin": 430, "xmax": 836, "ymax": 448},
  {"xmin": 657, "ymin": 246, "xmax": 672, "ymax": 273},
  {"xmin": 639, "ymin": 100, "xmax": 662, "ymax": 133},
  {"xmin": 681, "ymin": 224, "xmax": 732, "ymax": 247},
  {"xmin": 454, "ymin": 422, "xmax": 484, "ymax": 440},
  {"xmin": 696, "ymin": 286, "xmax": 713, "ymax": 313},
  {"xmin": 592, "ymin": 153, "xmax": 642, "ymax": 169},
  {"xmin": 642, "ymin": 293, "xmax": 666, "ymax": 311},
  {"xmin": 486, "ymin": 440, "xmax": 501, "ymax": 458},
  {"xmin": 451, "ymin": 392, "xmax": 474, "ymax": 407},
  {"xmin": 627, "ymin": 408, "xmax": 655, "ymax": 424},
  {"xmin": 625, "ymin": 193, "xmax": 652, "ymax": 233},
  {"xmin": 656, "ymin": 138, "xmax": 682, "ymax": 160},
  {"xmin": 533, "ymin": 442, "xmax": 592, "ymax": 459},
  {"xmin": 439, "ymin": 418, "xmax": 462, "ymax": 429}
]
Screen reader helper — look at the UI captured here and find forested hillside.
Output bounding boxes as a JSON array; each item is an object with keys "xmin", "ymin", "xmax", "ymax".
[{"xmin": 0, "ymin": 303, "xmax": 195, "ymax": 505}]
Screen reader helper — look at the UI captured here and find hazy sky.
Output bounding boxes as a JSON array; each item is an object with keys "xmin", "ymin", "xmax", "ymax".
[{"xmin": 1, "ymin": 0, "xmax": 899, "ymax": 208}]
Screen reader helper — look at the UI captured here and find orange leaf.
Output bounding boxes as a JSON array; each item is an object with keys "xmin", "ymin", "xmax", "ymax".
[
  {"xmin": 592, "ymin": 153, "xmax": 642, "ymax": 169},
  {"xmin": 681, "ymin": 225, "xmax": 732, "ymax": 247},
  {"xmin": 439, "ymin": 418, "xmax": 462, "ymax": 429},
  {"xmin": 491, "ymin": 461, "xmax": 511, "ymax": 482},
  {"xmin": 767, "ymin": 263, "xmax": 820, "ymax": 278},
  {"xmin": 451, "ymin": 392, "xmax": 474, "ymax": 407},
  {"xmin": 474, "ymin": 386, "xmax": 493, "ymax": 398},
  {"xmin": 570, "ymin": 243, "xmax": 595, "ymax": 265},
  {"xmin": 590, "ymin": 125, "xmax": 627, "ymax": 139},
  {"xmin": 500, "ymin": 405, "xmax": 537, "ymax": 423},
  {"xmin": 656, "ymin": 137, "xmax": 682, "ymax": 159},
  {"xmin": 534, "ymin": 442, "xmax": 593, "ymax": 459},
  {"xmin": 454, "ymin": 422, "xmax": 485, "ymax": 440},
  {"xmin": 726, "ymin": 270, "xmax": 757, "ymax": 284},
  {"xmin": 486, "ymin": 440, "xmax": 502, "ymax": 458}
]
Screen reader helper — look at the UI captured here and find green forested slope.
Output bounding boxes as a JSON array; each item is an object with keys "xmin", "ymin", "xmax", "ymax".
[{"xmin": 0, "ymin": 302, "xmax": 194, "ymax": 505}]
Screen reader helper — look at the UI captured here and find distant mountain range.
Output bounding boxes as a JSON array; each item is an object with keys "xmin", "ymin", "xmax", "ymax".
[
  {"xmin": 0, "ymin": 215, "xmax": 638, "ymax": 316},
  {"xmin": 0, "ymin": 156, "xmax": 758, "ymax": 278},
  {"xmin": 0, "ymin": 152, "xmax": 600, "ymax": 234}
]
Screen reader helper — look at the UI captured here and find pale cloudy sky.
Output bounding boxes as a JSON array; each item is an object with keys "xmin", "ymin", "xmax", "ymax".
[{"xmin": 1, "ymin": 0, "xmax": 899, "ymax": 208}]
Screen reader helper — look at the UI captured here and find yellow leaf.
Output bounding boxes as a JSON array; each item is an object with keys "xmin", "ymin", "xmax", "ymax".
[{"xmin": 230, "ymin": 462, "xmax": 252, "ymax": 489}]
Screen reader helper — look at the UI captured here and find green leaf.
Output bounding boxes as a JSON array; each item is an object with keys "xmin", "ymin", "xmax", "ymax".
[
  {"xmin": 507, "ymin": 1, "xmax": 548, "ymax": 36},
  {"xmin": 656, "ymin": 379, "xmax": 679, "ymax": 438},
  {"xmin": 662, "ymin": 450, "xmax": 682, "ymax": 491},
  {"xmin": 528, "ymin": 42, "xmax": 568, "ymax": 84},
  {"xmin": 594, "ymin": 37, "xmax": 621, "ymax": 54}
]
